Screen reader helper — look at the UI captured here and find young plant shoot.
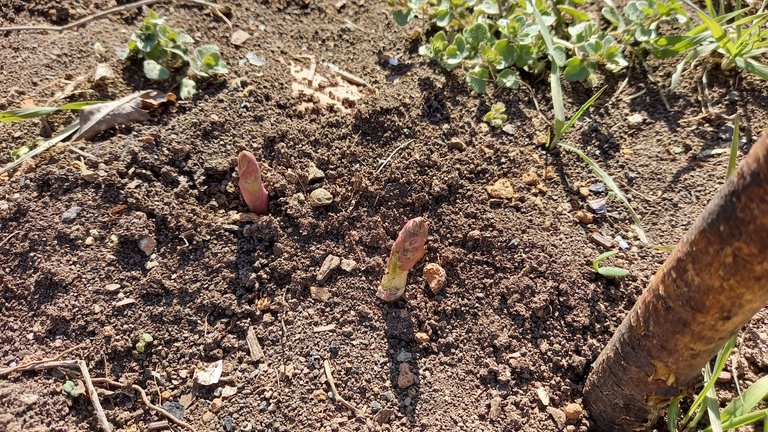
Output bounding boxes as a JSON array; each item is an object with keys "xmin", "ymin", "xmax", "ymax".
[
  {"xmin": 378, "ymin": 217, "xmax": 429, "ymax": 302},
  {"xmin": 238, "ymin": 151, "xmax": 269, "ymax": 215}
]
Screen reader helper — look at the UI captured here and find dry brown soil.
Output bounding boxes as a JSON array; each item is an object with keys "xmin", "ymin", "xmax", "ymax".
[{"xmin": 2, "ymin": 1, "xmax": 768, "ymax": 431}]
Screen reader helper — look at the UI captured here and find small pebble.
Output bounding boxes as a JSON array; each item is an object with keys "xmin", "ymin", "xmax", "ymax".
[
  {"xmin": 397, "ymin": 363, "xmax": 416, "ymax": 388},
  {"xmin": 137, "ymin": 235, "xmax": 156, "ymax": 256},
  {"xmin": 309, "ymin": 188, "xmax": 333, "ymax": 207},
  {"xmin": 329, "ymin": 341, "xmax": 340, "ymax": 358},
  {"xmin": 371, "ymin": 401, "xmax": 382, "ymax": 413},
  {"xmin": 589, "ymin": 183, "xmax": 606, "ymax": 193},
  {"xmin": 223, "ymin": 417, "xmax": 234, "ymax": 432},
  {"xmin": 396, "ymin": 351, "xmax": 412, "ymax": 362},
  {"xmin": 61, "ymin": 206, "xmax": 82, "ymax": 223}
]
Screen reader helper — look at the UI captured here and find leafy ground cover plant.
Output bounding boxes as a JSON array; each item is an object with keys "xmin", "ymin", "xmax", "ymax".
[
  {"xmin": 124, "ymin": 10, "xmax": 228, "ymax": 99},
  {"xmin": 483, "ymin": 102, "xmax": 508, "ymax": 126}
]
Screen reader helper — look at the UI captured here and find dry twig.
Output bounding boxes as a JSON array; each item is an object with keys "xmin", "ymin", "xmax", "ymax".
[
  {"xmin": 93, "ymin": 378, "xmax": 196, "ymax": 431},
  {"xmin": 0, "ymin": 0, "xmax": 229, "ymax": 32},
  {"xmin": 1, "ymin": 358, "xmax": 111, "ymax": 432},
  {"xmin": 0, "ymin": 343, "xmax": 86, "ymax": 376},
  {"xmin": 323, "ymin": 360, "xmax": 363, "ymax": 416}
]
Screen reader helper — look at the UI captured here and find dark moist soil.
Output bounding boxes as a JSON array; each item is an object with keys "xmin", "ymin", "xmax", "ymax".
[{"xmin": 2, "ymin": 1, "xmax": 768, "ymax": 431}]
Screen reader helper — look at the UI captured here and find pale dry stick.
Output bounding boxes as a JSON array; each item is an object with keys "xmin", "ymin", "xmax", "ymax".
[
  {"xmin": 93, "ymin": 378, "xmax": 196, "ymax": 432},
  {"xmin": 0, "ymin": 231, "xmax": 21, "ymax": 248},
  {"xmin": 606, "ymin": 74, "xmax": 631, "ymax": 106},
  {"xmin": 518, "ymin": 80, "xmax": 550, "ymax": 126},
  {"xmin": 376, "ymin": 139, "xmax": 414, "ymax": 175},
  {"xmin": 323, "ymin": 360, "xmax": 363, "ymax": 417},
  {"xmin": 0, "ymin": 359, "xmax": 112, "ymax": 432},
  {"xmin": 68, "ymin": 146, "xmax": 99, "ymax": 162},
  {"xmin": 0, "ymin": 0, "xmax": 229, "ymax": 32},
  {"xmin": 624, "ymin": 88, "xmax": 647, "ymax": 101},
  {"xmin": 0, "ymin": 343, "xmax": 86, "ymax": 376}
]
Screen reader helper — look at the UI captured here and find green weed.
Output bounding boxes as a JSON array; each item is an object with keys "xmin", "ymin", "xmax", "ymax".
[{"xmin": 124, "ymin": 10, "xmax": 228, "ymax": 99}]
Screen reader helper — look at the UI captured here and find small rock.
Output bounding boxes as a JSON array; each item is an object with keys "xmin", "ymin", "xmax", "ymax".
[
  {"xmin": 373, "ymin": 408, "xmax": 395, "ymax": 425},
  {"xmin": 563, "ymin": 403, "xmax": 584, "ymax": 421},
  {"xmin": 316, "ymin": 254, "xmax": 341, "ymax": 282},
  {"xmin": 267, "ymin": 403, "xmax": 277, "ymax": 412},
  {"xmin": 221, "ymin": 386, "xmax": 238, "ymax": 398},
  {"xmin": 536, "ymin": 387, "xmax": 550, "ymax": 406},
  {"xmin": 370, "ymin": 401, "xmax": 382, "ymax": 413},
  {"xmin": 202, "ymin": 411, "xmax": 215, "ymax": 424},
  {"xmin": 85, "ymin": 236, "xmax": 95, "ymax": 245},
  {"xmin": 223, "ymin": 417, "xmax": 234, "ymax": 432},
  {"xmin": 307, "ymin": 165, "xmax": 325, "ymax": 184},
  {"xmin": 241, "ymin": 423, "xmax": 253, "ymax": 432},
  {"xmin": 590, "ymin": 233, "xmax": 614, "ymax": 249},
  {"xmin": 404, "ymin": 397, "xmax": 412, "ymax": 406},
  {"xmin": 717, "ymin": 371, "xmax": 733, "ymax": 382},
  {"xmin": 230, "ymin": 29, "xmax": 251, "ymax": 46},
  {"xmin": 414, "ymin": 332, "xmax": 430, "ymax": 344},
  {"xmin": 340, "ymin": 259, "xmax": 356, "ymax": 272},
  {"xmin": 486, "ymin": 179, "xmax": 517, "ymax": 199},
  {"xmin": 547, "ymin": 406, "xmax": 566, "ymax": 429},
  {"xmin": 423, "ymin": 263, "xmax": 446, "ymax": 294},
  {"xmin": 589, "ymin": 182, "xmax": 606, "ymax": 193},
  {"xmin": 61, "ymin": 206, "xmax": 82, "ymax": 222},
  {"xmin": 397, "ymin": 363, "xmax": 416, "ymax": 388},
  {"xmin": 309, "ymin": 188, "xmax": 333, "ymax": 207},
  {"xmin": 727, "ymin": 91, "xmax": 739, "ymax": 102},
  {"xmin": 329, "ymin": 341, "xmax": 340, "ymax": 358},
  {"xmin": 246, "ymin": 53, "xmax": 266, "ymax": 66},
  {"xmin": 522, "ymin": 171, "xmax": 540, "ymax": 186},
  {"xmin": 383, "ymin": 391, "xmax": 395, "ymax": 402},
  {"xmin": 312, "ymin": 389, "xmax": 328, "ymax": 401},
  {"xmin": 627, "ymin": 113, "xmax": 646, "ymax": 125},
  {"xmin": 161, "ymin": 401, "xmax": 185, "ymax": 419},
  {"xmin": 578, "ymin": 187, "xmax": 590, "ymax": 197},
  {"xmin": 258, "ymin": 401, "xmax": 268, "ymax": 412},
  {"xmin": 489, "ymin": 396, "xmax": 502, "ymax": 420},
  {"xmin": 574, "ymin": 211, "xmax": 594, "ymax": 224},
  {"xmin": 396, "ymin": 351, "xmax": 412, "ymax": 362},
  {"xmin": 137, "ymin": 235, "xmax": 156, "ymax": 256},
  {"xmin": 210, "ymin": 398, "xmax": 223, "ymax": 413},
  {"xmin": 502, "ymin": 125, "xmax": 515, "ymax": 135},
  {"xmin": 310, "ymin": 286, "xmax": 331, "ymax": 302},
  {"xmin": 447, "ymin": 138, "xmax": 466, "ymax": 151}
]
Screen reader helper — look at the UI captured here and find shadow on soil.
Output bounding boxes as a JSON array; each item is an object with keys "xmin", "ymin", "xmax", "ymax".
[{"xmin": 381, "ymin": 304, "xmax": 420, "ymax": 423}]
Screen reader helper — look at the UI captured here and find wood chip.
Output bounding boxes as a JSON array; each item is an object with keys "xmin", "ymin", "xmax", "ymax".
[
  {"xmin": 246, "ymin": 326, "xmax": 264, "ymax": 362},
  {"xmin": 313, "ymin": 324, "xmax": 336, "ymax": 333}
]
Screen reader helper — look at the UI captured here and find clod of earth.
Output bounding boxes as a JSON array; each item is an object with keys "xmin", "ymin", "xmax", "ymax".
[
  {"xmin": 230, "ymin": 30, "xmax": 251, "ymax": 46},
  {"xmin": 574, "ymin": 210, "xmax": 594, "ymax": 224},
  {"xmin": 423, "ymin": 263, "xmax": 446, "ymax": 294},
  {"xmin": 309, "ymin": 188, "xmax": 334, "ymax": 207},
  {"xmin": 316, "ymin": 255, "xmax": 341, "ymax": 282},
  {"xmin": 397, "ymin": 363, "xmax": 416, "ymax": 388},
  {"xmin": 486, "ymin": 179, "xmax": 517, "ymax": 199},
  {"xmin": 307, "ymin": 164, "xmax": 325, "ymax": 183},
  {"xmin": 310, "ymin": 286, "xmax": 331, "ymax": 302}
]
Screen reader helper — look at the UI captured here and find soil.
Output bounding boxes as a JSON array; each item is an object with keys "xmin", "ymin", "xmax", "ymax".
[{"xmin": 2, "ymin": 1, "xmax": 768, "ymax": 432}]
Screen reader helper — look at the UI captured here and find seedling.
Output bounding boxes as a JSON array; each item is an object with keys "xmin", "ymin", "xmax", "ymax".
[
  {"xmin": 124, "ymin": 10, "xmax": 228, "ymax": 99},
  {"xmin": 592, "ymin": 250, "xmax": 630, "ymax": 277},
  {"xmin": 378, "ymin": 217, "xmax": 429, "ymax": 302},
  {"xmin": 62, "ymin": 380, "xmax": 83, "ymax": 397},
  {"xmin": 483, "ymin": 102, "xmax": 508, "ymax": 127},
  {"xmin": 237, "ymin": 151, "xmax": 269, "ymax": 215},
  {"xmin": 135, "ymin": 332, "xmax": 154, "ymax": 353}
]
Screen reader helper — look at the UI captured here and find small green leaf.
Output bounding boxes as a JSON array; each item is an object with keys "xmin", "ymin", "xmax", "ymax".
[
  {"xmin": 179, "ymin": 77, "xmax": 197, "ymax": 100},
  {"xmin": 136, "ymin": 341, "xmax": 146, "ymax": 352},
  {"xmin": 493, "ymin": 39, "xmax": 517, "ymax": 68},
  {"xmin": 190, "ymin": 45, "xmax": 228, "ymax": 77},
  {"xmin": 62, "ymin": 380, "xmax": 81, "ymax": 397},
  {"xmin": 466, "ymin": 66, "xmax": 489, "ymax": 93},
  {"xmin": 141, "ymin": 333, "xmax": 154, "ymax": 343},
  {"xmin": 444, "ymin": 35, "xmax": 468, "ymax": 65},
  {"xmin": 496, "ymin": 69, "xmax": 520, "ymax": 89},
  {"xmin": 564, "ymin": 57, "xmax": 590, "ymax": 81},
  {"xmin": 598, "ymin": 266, "xmax": 630, "ymax": 277},
  {"xmin": 464, "ymin": 22, "xmax": 492, "ymax": 50},
  {"xmin": 392, "ymin": 9, "xmax": 414, "ymax": 26},
  {"xmin": 436, "ymin": 10, "xmax": 454, "ymax": 27},
  {"xmin": 143, "ymin": 59, "xmax": 170, "ymax": 80}
]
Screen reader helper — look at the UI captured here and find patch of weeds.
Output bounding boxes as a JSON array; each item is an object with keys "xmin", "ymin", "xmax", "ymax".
[
  {"xmin": 135, "ymin": 333, "xmax": 154, "ymax": 353},
  {"xmin": 124, "ymin": 10, "xmax": 228, "ymax": 99},
  {"xmin": 483, "ymin": 102, "xmax": 508, "ymax": 126},
  {"xmin": 667, "ymin": 335, "xmax": 768, "ymax": 431}
]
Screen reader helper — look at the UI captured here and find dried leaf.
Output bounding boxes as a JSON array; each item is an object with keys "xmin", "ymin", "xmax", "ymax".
[
  {"xmin": 196, "ymin": 360, "xmax": 223, "ymax": 386},
  {"xmin": 73, "ymin": 90, "xmax": 174, "ymax": 141}
]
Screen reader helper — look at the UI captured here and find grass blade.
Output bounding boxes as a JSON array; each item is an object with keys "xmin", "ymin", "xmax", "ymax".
[
  {"xmin": 550, "ymin": 62, "xmax": 566, "ymax": 127},
  {"xmin": 727, "ymin": 116, "xmax": 740, "ymax": 180},
  {"xmin": 0, "ymin": 122, "xmax": 79, "ymax": 175},
  {"xmin": 696, "ymin": 10, "xmax": 737, "ymax": 56},
  {"xmin": 559, "ymin": 86, "xmax": 607, "ymax": 140},
  {"xmin": 682, "ymin": 335, "xmax": 737, "ymax": 427},
  {"xmin": 668, "ymin": 396, "xmax": 682, "ymax": 432},
  {"xmin": 558, "ymin": 142, "xmax": 649, "ymax": 244},
  {"xmin": 703, "ymin": 408, "xmax": 768, "ymax": 431},
  {"xmin": 0, "ymin": 107, "xmax": 59, "ymax": 122},
  {"xmin": 704, "ymin": 367, "xmax": 724, "ymax": 432},
  {"xmin": 720, "ymin": 375, "xmax": 768, "ymax": 423}
]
